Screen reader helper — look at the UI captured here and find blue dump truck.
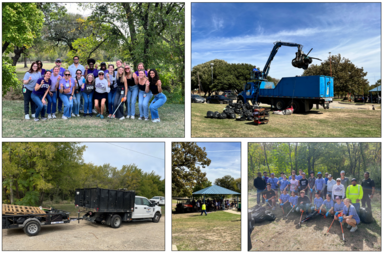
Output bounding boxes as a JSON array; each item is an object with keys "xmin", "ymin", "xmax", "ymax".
[{"xmin": 238, "ymin": 75, "xmax": 334, "ymax": 113}]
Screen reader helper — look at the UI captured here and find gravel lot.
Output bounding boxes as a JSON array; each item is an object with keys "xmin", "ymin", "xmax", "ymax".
[{"xmin": 2, "ymin": 217, "xmax": 164, "ymax": 251}]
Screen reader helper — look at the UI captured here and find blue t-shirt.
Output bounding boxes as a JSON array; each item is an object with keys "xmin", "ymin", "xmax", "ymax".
[
  {"xmin": 322, "ymin": 199, "xmax": 334, "ymax": 210},
  {"xmin": 267, "ymin": 178, "xmax": 279, "ymax": 190},
  {"xmin": 325, "ymin": 178, "xmax": 329, "ymax": 184},
  {"xmin": 315, "ymin": 178, "xmax": 325, "ymax": 191},
  {"xmin": 86, "ymin": 69, "xmax": 99, "ymax": 78},
  {"xmin": 59, "ymin": 78, "xmax": 75, "ymax": 95},
  {"xmin": 49, "ymin": 74, "xmax": 61, "ymax": 92},
  {"xmin": 23, "ymin": 72, "xmax": 41, "ymax": 91},
  {"xmin": 289, "ymin": 196, "xmax": 298, "ymax": 206},
  {"xmin": 50, "ymin": 67, "xmax": 66, "ymax": 77},
  {"xmin": 334, "ymin": 202, "xmax": 344, "ymax": 212},
  {"xmin": 32, "ymin": 78, "xmax": 51, "ymax": 96},
  {"xmin": 314, "ymin": 197, "xmax": 323, "ymax": 209},
  {"xmin": 280, "ymin": 194, "xmax": 290, "ymax": 203},
  {"xmin": 253, "ymin": 68, "xmax": 259, "ymax": 72},
  {"xmin": 279, "ymin": 179, "xmax": 290, "ymax": 191},
  {"xmin": 343, "ymin": 204, "xmax": 360, "ymax": 224},
  {"xmin": 68, "ymin": 63, "xmax": 85, "ymax": 78},
  {"xmin": 39, "ymin": 69, "xmax": 46, "ymax": 78},
  {"xmin": 289, "ymin": 175, "xmax": 302, "ymax": 180}
]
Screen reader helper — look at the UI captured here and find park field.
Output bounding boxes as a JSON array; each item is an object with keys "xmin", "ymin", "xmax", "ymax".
[
  {"xmin": 2, "ymin": 100, "xmax": 184, "ymax": 138},
  {"xmin": 248, "ymin": 191, "xmax": 381, "ymax": 251},
  {"xmin": 192, "ymin": 103, "xmax": 381, "ymax": 138},
  {"xmin": 172, "ymin": 210, "xmax": 241, "ymax": 251}
]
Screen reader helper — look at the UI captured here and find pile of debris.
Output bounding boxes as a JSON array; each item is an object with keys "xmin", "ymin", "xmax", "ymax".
[{"xmin": 206, "ymin": 102, "xmax": 268, "ymax": 121}]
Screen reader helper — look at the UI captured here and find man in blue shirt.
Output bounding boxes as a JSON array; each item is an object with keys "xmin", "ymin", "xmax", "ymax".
[
  {"xmin": 315, "ymin": 172, "xmax": 326, "ymax": 199},
  {"xmin": 267, "ymin": 173, "xmax": 279, "ymax": 197},
  {"xmin": 253, "ymin": 66, "xmax": 261, "ymax": 79}
]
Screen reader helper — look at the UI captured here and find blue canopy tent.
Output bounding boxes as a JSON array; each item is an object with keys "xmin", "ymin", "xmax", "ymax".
[
  {"xmin": 369, "ymin": 85, "xmax": 381, "ymax": 103},
  {"xmin": 192, "ymin": 185, "xmax": 241, "ymax": 209}
]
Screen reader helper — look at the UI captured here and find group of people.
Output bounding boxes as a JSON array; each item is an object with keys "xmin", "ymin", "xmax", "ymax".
[
  {"xmin": 254, "ymin": 170, "xmax": 375, "ymax": 232},
  {"xmin": 192, "ymin": 198, "xmax": 236, "ymax": 216},
  {"xmin": 22, "ymin": 57, "xmax": 167, "ymax": 122}
]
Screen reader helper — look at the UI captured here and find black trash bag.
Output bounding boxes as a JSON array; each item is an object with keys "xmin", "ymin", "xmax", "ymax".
[
  {"xmin": 264, "ymin": 211, "xmax": 276, "ymax": 221},
  {"xmin": 228, "ymin": 113, "xmax": 236, "ymax": 119},
  {"xmin": 218, "ymin": 113, "xmax": 227, "ymax": 119},
  {"xmin": 207, "ymin": 111, "xmax": 214, "ymax": 118},
  {"xmin": 359, "ymin": 207, "xmax": 373, "ymax": 224},
  {"xmin": 213, "ymin": 111, "xmax": 220, "ymax": 118},
  {"xmin": 246, "ymin": 116, "xmax": 253, "ymax": 121},
  {"xmin": 225, "ymin": 108, "xmax": 234, "ymax": 114},
  {"xmin": 234, "ymin": 108, "xmax": 241, "ymax": 114}
]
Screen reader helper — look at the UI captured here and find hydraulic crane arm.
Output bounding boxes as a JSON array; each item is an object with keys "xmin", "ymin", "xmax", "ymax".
[{"xmin": 262, "ymin": 41, "xmax": 303, "ymax": 79}]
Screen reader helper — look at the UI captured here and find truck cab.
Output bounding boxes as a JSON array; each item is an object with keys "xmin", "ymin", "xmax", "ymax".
[
  {"xmin": 133, "ymin": 196, "xmax": 162, "ymax": 219},
  {"xmin": 150, "ymin": 196, "xmax": 165, "ymax": 206}
]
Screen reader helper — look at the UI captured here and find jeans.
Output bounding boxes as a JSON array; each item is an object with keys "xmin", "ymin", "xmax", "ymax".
[
  {"xmin": 57, "ymin": 88, "xmax": 63, "ymax": 112},
  {"xmin": 256, "ymin": 189, "xmax": 265, "ymax": 205},
  {"xmin": 81, "ymin": 92, "xmax": 93, "ymax": 114},
  {"xmin": 126, "ymin": 85, "xmax": 138, "ymax": 116},
  {"xmin": 31, "ymin": 93, "xmax": 46, "ymax": 118},
  {"xmin": 46, "ymin": 91, "xmax": 57, "ymax": 114},
  {"xmin": 23, "ymin": 88, "xmax": 36, "ymax": 115},
  {"xmin": 353, "ymin": 203, "xmax": 360, "ymax": 213},
  {"xmin": 201, "ymin": 210, "xmax": 207, "ymax": 215},
  {"xmin": 150, "ymin": 93, "xmax": 167, "ymax": 119},
  {"xmin": 59, "ymin": 93, "xmax": 73, "ymax": 118},
  {"xmin": 138, "ymin": 90, "xmax": 153, "ymax": 118},
  {"xmin": 114, "ymin": 89, "xmax": 126, "ymax": 119},
  {"xmin": 72, "ymin": 91, "xmax": 81, "ymax": 115},
  {"xmin": 108, "ymin": 89, "xmax": 117, "ymax": 114}
]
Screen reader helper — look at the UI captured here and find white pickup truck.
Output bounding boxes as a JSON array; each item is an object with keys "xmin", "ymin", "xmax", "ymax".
[{"xmin": 150, "ymin": 196, "xmax": 165, "ymax": 206}]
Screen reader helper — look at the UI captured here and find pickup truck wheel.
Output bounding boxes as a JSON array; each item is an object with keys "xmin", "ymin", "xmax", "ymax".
[
  {"xmin": 152, "ymin": 212, "xmax": 161, "ymax": 223},
  {"xmin": 110, "ymin": 214, "xmax": 122, "ymax": 228},
  {"xmin": 24, "ymin": 221, "xmax": 41, "ymax": 236},
  {"xmin": 275, "ymin": 100, "xmax": 286, "ymax": 110}
]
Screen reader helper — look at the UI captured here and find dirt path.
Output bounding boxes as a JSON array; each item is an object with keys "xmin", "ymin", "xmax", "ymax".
[
  {"xmin": 2, "ymin": 218, "xmax": 164, "ymax": 251},
  {"xmin": 224, "ymin": 209, "xmax": 241, "ymax": 215}
]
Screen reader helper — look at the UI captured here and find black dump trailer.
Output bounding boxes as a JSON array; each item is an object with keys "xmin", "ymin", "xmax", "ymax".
[{"xmin": 75, "ymin": 188, "xmax": 135, "ymax": 228}]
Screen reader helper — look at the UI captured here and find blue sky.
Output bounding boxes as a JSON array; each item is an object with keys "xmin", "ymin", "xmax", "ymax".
[
  {"xmin": 196, "ymin": 142, "xmax": 241, "ymax": 183},
  {"xmin": 81, "ymin": 143, "xmax": 165, "ymax": 179},
  {"xmin": 192, "ymin": 3, "xmax": 381, "ymax": 85}
]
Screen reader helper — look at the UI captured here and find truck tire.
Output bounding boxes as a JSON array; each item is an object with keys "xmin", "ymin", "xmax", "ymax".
[
  {"xmin": 275, "ymin": 100, "xmax": 286, "ymax": 110},
  {"xmin": 309, "ymin": 103, "xmax": 313, "ymax": 110},
  {"xmin": 292, "ymin": 100, "xmax": 303, "ymax": 113},
  {"xmin": 110, "ymin": 214, "xmax": 122, "ymax": 228},
  {"xmin": 23, "ymin": 221, "xmax": 41, "ymax": 236},
  {"xmin": 152, "ymin": 212, "xmax": 161, "ymax": 223},
  {"xmin": 237, "ymin": 97, "xmax": 243, "ymax": 104}
]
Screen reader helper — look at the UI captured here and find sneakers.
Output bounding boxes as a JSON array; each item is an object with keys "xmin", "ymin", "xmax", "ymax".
[
  {"xmin": 108, "ymin": 114, "xmax": 112, "ymax": 118},
  {"xmin": 138, "ymin": 116, "xmax": 144, "ymax": 120},
  {"xmin": 144, "ymin": 118, "xmax": 149, "ymax": 121},
  {"xmin": 119, "ymin": 117, "xmax": 125, "ymax": 120},
  {"xmin": 152, "ymin": 118, "xmax": 161, "ymax": 123},
  {"xmin": 25, "ymin": 114, "xmax": 30, "ymax": 120},
  {"xmin": 34, "ymin": 118, "xmax": 39, "ymax": 122},
  {"xmin": 347, "ymin": 224, "xmax": 352, "ymax": 229},
  {"xmin": 83, "ymin": 114, "xmax": 87, "ymax": 117},
  {"xmin": 350, "ymin": 226, "xmax": 358, "ymax": 232},
  {"xmin": 72, "ymin": 113, "xmax": 76, "ymax": 117},
  {"xmin": 96, "ymin": 114, "xmax": 101, "ymax": 117},
  {"xmin": 62, "ymin": 116, "xmax": 68, "ymax": 120},
  {"xmin": 76, "ymin": 114, "xmax": 80, "ymax": 117},
  {"xmin": 41, "ymin": 117, "xmax": 47, "ymax": 121},
  {"xmin": 79, "ymin": 109, "xmax": 84, "ymax": 114},
  {"xmin": 52, "ymin": 114, "xmax": 56, "ymax": 119},
  {"xmin": 47, "ymin": 114, "xmax": 52, "ymax": 119},
  {"xmin": 100, "ymin": 115, "xmax": 104, "ymax": 119},
  {"xmin": 130, "ymin": 115, "xmax": 135, "ymax": 119},
  {"xmin": 31, "ymin": 114, "xmax": 35, "ymax": 118},
  {"xmin": 92, "ymin": 109, "xmax": 97, "ymax": 114}
]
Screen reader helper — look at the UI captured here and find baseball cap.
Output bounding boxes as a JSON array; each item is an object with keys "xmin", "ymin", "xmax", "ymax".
[
  {"xmin": 328, "ymin": 174, "xmax": 332, "ymax": 178},
  {"xmin": 98, "ymin": 70, "xmax": 105, "ymax": 74},
  {"xmin": 335, "ymin": 196, "xmax": 340, "ymax": 200},
  {"xmin": 336, "ymin": 178, "xmax": 341, "ymax": 181},
  {"xmin": 301, "ymin": 172, "xmax": 306, "ymax": 175},
  {"xmin": 271, "ymin": 173, "xmax": 275, "ymax": 175},
  {"xmin": 317, "ymin": 172, "xmax": 322, "ymax": 175},
  {"xmin": 340, "ymin": 170, "xmax": 345, "ymax": 174},
  {"xmin": 55, "ymin": 58, "xmax": 61, "ymax": 63},
  {"xmin": 351, "ymin": 178, "xmax": 357, "ymax": 182}
]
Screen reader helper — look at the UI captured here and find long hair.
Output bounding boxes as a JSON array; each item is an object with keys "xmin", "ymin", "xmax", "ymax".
[
  {"xmin": 36, "ymin": 60, "xmax": 43, "ymax": 71},
  {"xmin": 28, "ymin": 62, "xmax": 38, "ymax": 73},
  {"xmin": 85, "ymin": 73, "xmax": 95, "ymax": 85},
  {"xmin": 124, "ymin": 65, "xmax": 132, "ymax": 79},
  {"xmin": 148, "ymin": 69, "xmax": 159, "ymax": 85},
  {"xmin": 117, "ymin": 66, "xmax": 125, "ymax": 83}
]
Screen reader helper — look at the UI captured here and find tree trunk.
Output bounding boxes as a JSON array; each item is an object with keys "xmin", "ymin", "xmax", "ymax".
[
  {"xmin": 346, "ymin": 143, "xmax": 353, "ymax": 175},
  {"xmin": 307, "ymin": 144, "xmax": 312, "ymax": 173},
  {"xmin": 295, "ymin": 143, "xmax": 298, "ymax": 172},
  {"xmin": 24, "ymin": 54, "xmax": 28, "ymax": 68},
  {"xmin": 262, "ymin": 143, "xmax": 270, "ymax": 174},
  {"xmin": 288, "ymin": 143, "xmax": 293, "ymax": 172},
  {"xmin": 359, "ymin": 143, "xmax": 367, "ymax": 173},
  {"xmin": 2, "ymin": 41, "xmax": 10, "ymax": 53},
  {"xmin": 11, "ymin": 46, "xmax": 26, "ymax": 66},
  {"xmin": 9, "ymin": 178, "xmax": 14, "ymax": 204}
]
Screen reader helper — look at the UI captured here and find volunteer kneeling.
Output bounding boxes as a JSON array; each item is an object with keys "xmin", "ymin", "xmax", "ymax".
[
  {"xmin": 31, "ymin": 70, "xmax": 52, "ymax": 122},
  {"xmin": 340, "ymin": 198, "xmax": 360, "ymax": 232}
]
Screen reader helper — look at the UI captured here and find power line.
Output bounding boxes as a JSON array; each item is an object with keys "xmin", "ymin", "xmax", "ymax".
[{"xmin": 107, "ymin": 143, "xmax": 164, "ymax": 160}]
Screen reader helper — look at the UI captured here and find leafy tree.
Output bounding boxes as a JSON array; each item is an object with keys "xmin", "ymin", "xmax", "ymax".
[
  {"xmin": 303, "ymin": 54, "xmax": 369, "ymax": 97},
  {"xmin": 192, "ymin": 179, "xmax": 212, "ymax": 193},
  {"xmin": 2, "ymin": 3, "xmax": 44, "ymax": 65},
  {"xmin": 2, "ymin": 58, "xmax": 20, "ymax": 96},
  {"xmin": 172, "ymin": 142, "xmax": 211, "ymax": 197},
  {"xmin": 214, "ymin": 175, "xmax": 236, "ymax": 191}
]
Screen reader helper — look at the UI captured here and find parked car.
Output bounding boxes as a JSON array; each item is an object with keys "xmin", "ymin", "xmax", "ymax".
[
  {"xmin": 354, "ymin": 95, "xmax": 366, "ymax": 103},
  {"xmin": 150, "ymin": 196, "xmax": 165, "ymax": 206},
  {"xmin": 206, "ymin": 95, "xmax": 232, "ymax": 104},
  {"xmin": 222, "ymin": 91, "xmax": 237, "ymax": 101},
  {"xmin": 191, "ymin": 94, "xmax": 205, "ymax": 103}
]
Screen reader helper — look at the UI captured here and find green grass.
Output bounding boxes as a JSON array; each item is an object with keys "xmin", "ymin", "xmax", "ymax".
[
  {"xmin": 2, "ymin": 100, "xmax": 184, "ymax": 137},
  {"xmin": 192, "ymin": 103, "xmax": 381, "ymax": 137},
  {"xmin": 172, "ymin": 211, "xmax": 241, "ymax": 251}
]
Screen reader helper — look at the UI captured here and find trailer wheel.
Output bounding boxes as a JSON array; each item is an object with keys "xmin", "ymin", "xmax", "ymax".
[
  {"xmin": 292, "ymin": 100, "xmax": 303, "ymax": 113},
  {"xmin": 24, "ymin": 221, "xmax": 41, "ymax": 236},
  {"xmin": 275, "ymin": 100, "xmax": 286, "ymax": 110},
  {"xmin": 152, "ymin": 212, "xmax": 161, "ymax": 223},
  {"xmin": 110, "ymin": 214, "xmax": 122, "ymax": 228}
]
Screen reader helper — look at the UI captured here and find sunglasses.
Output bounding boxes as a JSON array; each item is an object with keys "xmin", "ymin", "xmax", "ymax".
[
  {"xmin": 76, "ymin": 72, "xmax": 82, "ymax": 75},
  {"xmin": 65, "ymin": 74, "xmax": 70, "ymax": 76},
  {"xmin": 125, "ymin": 68, "xmax": 130, "ymax": 70},
  {"xmin": 99, "ymin": 74, "xmax": 104, "ymax": 76}
]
